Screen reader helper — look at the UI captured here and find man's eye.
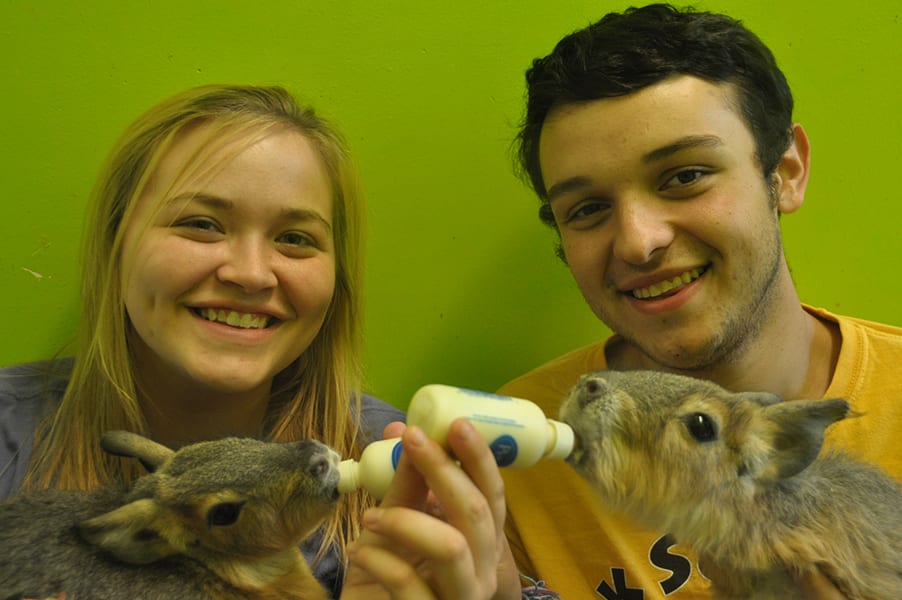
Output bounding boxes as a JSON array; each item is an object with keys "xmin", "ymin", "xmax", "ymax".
[
  {"xmin": 566, "ymin": 200, "xmax": 609, "ymax": 223},
  {"xmin": 662, "ymin": 169, "xmax": 706, "ymax": 189}
]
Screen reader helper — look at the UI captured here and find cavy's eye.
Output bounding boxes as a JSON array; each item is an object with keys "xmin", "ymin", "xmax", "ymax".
[
  {"xmin": 684, "ymin": 413, "xmax": 718, "ymax": 442},
  {"xmin": 206, "ymin": 501, "xmax": 244, "ymax": 527}
]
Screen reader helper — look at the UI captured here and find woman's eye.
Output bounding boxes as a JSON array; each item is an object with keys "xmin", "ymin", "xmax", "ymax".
[
  {"xmin": 177, "ymin": 217, "xmax": 221, "ymax": 233},
  {"xmin": 277, "ymin": 231, "xmax": 316, "ymax": 247}
]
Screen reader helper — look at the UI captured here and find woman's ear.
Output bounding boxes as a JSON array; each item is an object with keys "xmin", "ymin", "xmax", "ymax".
[{"xmin": 774, "ymin": 123, "xmax": 811, "ymax": 215}]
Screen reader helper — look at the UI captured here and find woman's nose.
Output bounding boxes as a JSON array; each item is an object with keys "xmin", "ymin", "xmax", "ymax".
[{"xmin": 216, "ymin": 239, "xmax": 278, "ymax": 293}]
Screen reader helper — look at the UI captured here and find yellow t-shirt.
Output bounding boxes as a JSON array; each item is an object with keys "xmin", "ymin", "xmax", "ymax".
[{"xmin": 499, "ymin": 306, "xmax": 902, "ymax": 599}]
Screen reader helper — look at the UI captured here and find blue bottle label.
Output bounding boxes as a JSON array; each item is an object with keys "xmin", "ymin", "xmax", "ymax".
[
  {"xmin": 490, "ymin": 434, "xmax": 518, "ymax": 467},
  {"xmin": 391, "ymin": 440, "xmax": 403, "ymax": 470},
  {"xmin": 459, "ymin": 387, "xmax": 513, "ymax": 401}
]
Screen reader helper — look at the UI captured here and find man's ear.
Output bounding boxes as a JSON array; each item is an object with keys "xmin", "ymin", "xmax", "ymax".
[{"xmin": 774, "ymin": 123, "xmax": 811, "ymax": 215}]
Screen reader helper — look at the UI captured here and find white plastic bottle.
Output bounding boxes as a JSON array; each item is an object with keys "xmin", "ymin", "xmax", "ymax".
[
  {"xmin": 337, "ymin": 437, "xmax": 403, "ymax": 500},
  {"xmin": 407, "ymin": 384, "xmax": 574, "ymax": 468},
  {"xmin": 337, "ymin": 385, "xmax": 574, "ymax": 498}
]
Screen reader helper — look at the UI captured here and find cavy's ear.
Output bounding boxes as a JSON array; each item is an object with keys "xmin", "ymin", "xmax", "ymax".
[
  {"xmin": 78, "ymin": 496, "xmax": 182, "ymax": 564},
  {"xmin": 733, "ymin": 391, "xmax": 783, "ymax": 407},
  {"xmin": 754, "ymin": 398, "xmax": 849, "ymax": 481},
  {"xmin": 101, "ymin": 431, "xmax": 174, "ymax": 473}
]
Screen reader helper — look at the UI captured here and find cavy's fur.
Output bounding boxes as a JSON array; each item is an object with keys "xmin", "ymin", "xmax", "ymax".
[
  {"xmin": 0, "ymin": 432, "xmax": 340, "ymax": 600},
  {"xmin": 560, "ymin": 370, "xmax": 902, "ymax": 600}
]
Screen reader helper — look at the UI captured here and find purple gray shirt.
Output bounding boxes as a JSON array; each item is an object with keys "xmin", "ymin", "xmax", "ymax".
[{"xmin": 0, "ymin": 358, "xmax": 404, "ymax": 598}]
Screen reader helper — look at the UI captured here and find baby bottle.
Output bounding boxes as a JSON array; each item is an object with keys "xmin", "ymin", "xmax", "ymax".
[
  {"xmin": 337, "ymin": 384, "xmax": 574, "ymax": 498},
  {"xmin": 337, "ymin": 437, "xmax": 403, "ymax": 500}
]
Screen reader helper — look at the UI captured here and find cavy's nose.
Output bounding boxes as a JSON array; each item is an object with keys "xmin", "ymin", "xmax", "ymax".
[
  {"xmin": 306, "ymin": 442, "xmax": 339, "ymax": 480},
  {"xmin": 578, "ymin": 375, "xmax": 608, "ymax": 408},
  {"xmin": 308, "ymin": 455, "xmax": 331, "ymax": 479}
]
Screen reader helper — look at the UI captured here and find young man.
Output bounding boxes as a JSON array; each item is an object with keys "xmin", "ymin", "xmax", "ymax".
[{"xmin": 499, "ymin": 4, "xmax": 902, "ymax": 599}]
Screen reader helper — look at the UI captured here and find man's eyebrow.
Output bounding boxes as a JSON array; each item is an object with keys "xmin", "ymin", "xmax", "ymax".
[
  {"xmin": 546, "ymin": 136, "xmax": 724, "ymax": 202},
  {"xmin": 547, "ymin": 176, "xmax": 593, "ymax": 202},
  {"xmin": 642, "ymin": 135, "xmax": 724, "ymax": 164},
  {"xmin": 169, "ymin": 193, "xmax": 332, "ymax": 232}
]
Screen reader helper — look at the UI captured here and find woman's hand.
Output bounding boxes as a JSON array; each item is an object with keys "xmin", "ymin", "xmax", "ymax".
[{"xmin": 341, "ymin": 419, "xmax": 521, "ymax": 600}]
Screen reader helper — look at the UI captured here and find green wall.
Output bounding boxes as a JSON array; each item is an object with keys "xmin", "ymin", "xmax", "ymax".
[{"xmin": 2, "ymin": 1, "xmax": 900, "ymax": 409}]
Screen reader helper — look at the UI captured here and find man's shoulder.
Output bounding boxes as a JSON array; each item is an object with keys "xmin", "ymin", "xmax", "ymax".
[
  {"xmin": 498, "ymin": 339, "xmax": 611, "ymax": 412},
  {"xmin": 841, "ymin": 314, "xmax": 902, "ymax": 341},
  {"xmin": 808, "ymin": 305, "xmax": 902, "ymax": 337},
  {"xmin": 808, "ymin": 306, "xmax": 902, "ymax": 359}
]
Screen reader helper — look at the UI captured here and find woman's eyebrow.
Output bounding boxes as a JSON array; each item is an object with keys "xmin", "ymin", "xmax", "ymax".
[
  {"xmin": 169, "ymin": 193, "xmax": 332, "ymax": 232},
  {"xmin": 168, "ymin": 192, "xmax": 233, "ymax": 210},
  {"xmin": 281, "ymin": 208, "xmax": 333, "ymax": 233}
]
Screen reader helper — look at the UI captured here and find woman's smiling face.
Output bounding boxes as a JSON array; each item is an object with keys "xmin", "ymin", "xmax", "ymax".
[{"xmin": 121, "ymin": 122, "xmax": 336, "ymax": 397}]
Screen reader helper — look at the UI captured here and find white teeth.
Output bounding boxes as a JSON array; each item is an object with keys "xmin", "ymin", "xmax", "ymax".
[
  {"xmin": 632, "ymin": 268, "xmax": 704, "ymax": 300},
  {"xmin": 198, "ymin": 308, "xmax": 270, "ymax": 329}
]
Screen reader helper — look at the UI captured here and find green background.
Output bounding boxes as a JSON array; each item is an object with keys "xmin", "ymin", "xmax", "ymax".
[{"xmin": 2, "ymin": 1, "xmax": 900, "ymax": 409}]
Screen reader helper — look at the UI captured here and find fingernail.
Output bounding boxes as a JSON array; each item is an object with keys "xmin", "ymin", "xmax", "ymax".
[
  {"xmin": 363, "ymin": 507, "xmax": 384, "ymax": 526},
  {"xmin": 407, "ymin": 426, "xmax": 427, "ymax": 447},
  {"xmin": 455, "ymin": 418, "xmax": 475, "ymax": 440}
]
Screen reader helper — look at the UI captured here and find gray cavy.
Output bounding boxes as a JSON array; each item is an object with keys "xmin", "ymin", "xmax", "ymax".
[
  {"xmin": 0, "ymin": 431, "xmax": 340, "ymax": 600},
  {"xmin": 559, "ymin": 369, "xmax": 902, "ymax": 600}
]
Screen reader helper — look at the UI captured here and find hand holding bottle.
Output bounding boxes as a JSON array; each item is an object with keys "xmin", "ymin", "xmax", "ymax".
[
  {"xmin": 339, "ymin": 384, "xmax": 575, "ymax": 498},
  {"xmin": 342, "ymin": 420, "xmax": 522, "ymax": 600}
]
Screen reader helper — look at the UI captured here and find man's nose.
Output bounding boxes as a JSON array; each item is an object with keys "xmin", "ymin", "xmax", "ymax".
[{"xmin": 611, "ymin": 200, "xmax": 674, "ymax": 265}]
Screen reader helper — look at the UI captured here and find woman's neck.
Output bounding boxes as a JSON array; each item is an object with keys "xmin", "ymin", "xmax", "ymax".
[{"xmin": 132, "ymin": 362, "xmax": 271, "ymax": 448}]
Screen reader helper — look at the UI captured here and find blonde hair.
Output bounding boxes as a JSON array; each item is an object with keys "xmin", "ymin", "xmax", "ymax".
[{"xmin": 24, "ymin": 84, "xmax": 371, "ymax": 565}]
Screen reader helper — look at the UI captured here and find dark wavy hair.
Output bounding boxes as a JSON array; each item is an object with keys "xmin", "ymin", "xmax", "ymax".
[{"xmin": 516, "ymin": 3, "xmax": 794, "ymax": 220}]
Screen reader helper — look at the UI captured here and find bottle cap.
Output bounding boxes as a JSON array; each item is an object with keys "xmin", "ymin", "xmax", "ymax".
[
  {"xmin": 546, "ymin": 419, "xmax": 575, "ymax": 460},
  {"xmin": 337, "ymin": 459, "xmax": 359, "ymax": 494}
]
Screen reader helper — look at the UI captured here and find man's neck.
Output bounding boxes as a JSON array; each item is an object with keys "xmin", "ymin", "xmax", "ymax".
[{"xmin": 608, "ymin": 302, "xmax": 840, "ymax": 400}]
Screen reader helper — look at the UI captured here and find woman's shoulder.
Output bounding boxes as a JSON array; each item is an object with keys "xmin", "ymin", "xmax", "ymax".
[
  {"xmin": 0, "ymin": 358, "xmax": 73, "ymax": 397},
  {"xmin": 358, "ymin": 393, "xmax": 405, "ymax": 443},
  {"xmin": 0, "ymin": 358, "xmax": 72, "ymax": 498}
]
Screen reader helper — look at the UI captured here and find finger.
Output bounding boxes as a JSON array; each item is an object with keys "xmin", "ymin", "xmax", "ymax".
[
  {"xmin": 383, "ymin": 421, "xmax": 406, "ymax": 439},
  {"xmin": 445, "ymin": 418, "xmax": 507, "ymax": 539},
  {"xmin": 347, "ymin": 539, "xmax": 438, "ymax": 600},
  {"xmin": 377, "ymin": 427, "xmax": 433, "ymax": 510},
  {"xmin": 398, "ymin": 424, "xmax": 499, "ymax": 588},
  {"xmin": 360, "ymin": 507, "xmax": 478, "ymax": 599}
]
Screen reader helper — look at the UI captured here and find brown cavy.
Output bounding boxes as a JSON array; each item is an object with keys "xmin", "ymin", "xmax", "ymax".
[
  {"xmin": 560, "ymin": 370, "xmax": 902, "ymax": 600},
  {"xmin": 0, "ymin": 431, "xmax": 340, "ymax": 600}
]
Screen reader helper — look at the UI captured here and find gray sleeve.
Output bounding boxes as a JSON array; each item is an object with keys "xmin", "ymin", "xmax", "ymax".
[
  {"xmin": 0, "ymin": 360, "xmax": 70, "ymax": 499},
  {"xmin": 358, "ymin": 393, "xmax": 406, "ymax": 443}
]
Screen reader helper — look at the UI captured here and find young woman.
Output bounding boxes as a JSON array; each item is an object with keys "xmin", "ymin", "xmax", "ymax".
[{"xmin": 0, "ymin": 84, "xmax": 518, "ymax": 599}]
